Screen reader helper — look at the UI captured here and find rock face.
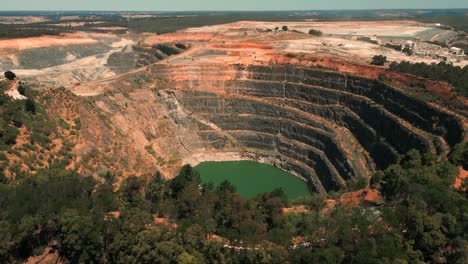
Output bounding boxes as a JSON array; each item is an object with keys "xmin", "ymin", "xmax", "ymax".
[{"xmin": 90, "ymin": 62, "xmax": 466, "ymax": 193}]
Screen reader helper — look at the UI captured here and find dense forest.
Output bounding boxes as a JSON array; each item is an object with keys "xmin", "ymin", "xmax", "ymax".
[
  {"xmin": 0, "ymin": 83, "xmax": 467, "ymax": 263},
  {"xmin": 389, "ymin": 61, "xmax": 468, "ymax": 97}
]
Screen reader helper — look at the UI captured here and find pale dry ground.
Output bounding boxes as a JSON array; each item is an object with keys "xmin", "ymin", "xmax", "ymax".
[
  {"xmin": 0, "ymin": 19, "xmax": 465, "ymax": 94},
  {"xmin": 179, "ymin": 20, "xmax": 466, "ymax": 67},
  {"xmin": 92, "ymin": 26, "xmax": 129, "ymax": 31},
  {"xmin": 280, "ymin": 36, "xmax": 459, "ymax": 66},
  {"xmin": 183, "ymin": 151, "xmax": 257, "ymax": 167},
  {"xmin": 70, "ymin": 20, "xmax": 467, "ymax": 97},
  {"xmin": 59, "ymin": 16, "xmax": 81, "ymax": 21},
  {"xmin": 0, "ymin": 32, "xmax": 135, "ymax": 88},
  {"xmin": 0, "ymin": 16, "xmax": 48, "ymax": 24},
  {"xmin": 48, "ymin": 21, "xmax": 103, "ymax": 27},
  {"xmin": 0, "ymin": 33, "xmax": 99, "ymax": 50},
  {"xmin": 3, "ymin": 79, "xmax": 27, "ymax": 100},
  {"xmin": 185, "ymin": 20, "xmax": 430, "ymax": 37}
]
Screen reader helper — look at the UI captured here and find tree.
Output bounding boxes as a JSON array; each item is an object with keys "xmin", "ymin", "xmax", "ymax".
[
  {"xmin": 177, "ymin": 252, "xmax": 203, "ymax": 264},
  {"xmin": 169, "ymin": 165, "xmax": 200, "ymax": 197},
  {"xmin": 0, "ymin": 221, "xmax": 12, "ymax": 263},
  {"xmin": 308, "ymin": 29, "xmax": 323, "ymax": 36},
  {"xmin": 4, "ymin": 71, "xmax": 16, "ymax": 81},
  {"xmin": 25, "ymin": 99, "xmax": 36, "ymax": 114},
  {"xmin": 17, "ymin": 84, "xmax": 26, "ymax": 96},
  {"xmin": 449, "ymin": 143, "xmax": 468, "ymax": 169},
  {"xmin": 58, "ymin": 210, "xmax": 103, "ymax": 263},
  {"xmin": 120, "ymin": 176, "xmax": 144, "ymax": 206},
  {"xmin": 371, "ymin": 55, "xmax": 387, "ymax": 66},
  {"xmin": 145, "ymin": 172, "xmax": 166, "ymax": 213}
]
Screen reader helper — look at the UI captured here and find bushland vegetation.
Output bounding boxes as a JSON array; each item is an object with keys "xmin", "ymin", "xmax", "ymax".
[
  {"xmin": 389, "ymin": 61, "xmax": 468, "ymax": 96},
  {"xmin": 0, "ymin": 134, "xmax": 466, "ymax": 263}
]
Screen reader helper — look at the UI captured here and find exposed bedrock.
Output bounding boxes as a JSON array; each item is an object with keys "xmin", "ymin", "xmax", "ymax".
[{"xmin": 140, "ymin": 63, "xmax": 466, "ymax": 192}]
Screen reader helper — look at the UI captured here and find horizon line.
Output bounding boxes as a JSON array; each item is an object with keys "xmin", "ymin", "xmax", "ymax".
[{"xmin": 1, "ymin": 8, "xmax": 467, "ymax": 12}]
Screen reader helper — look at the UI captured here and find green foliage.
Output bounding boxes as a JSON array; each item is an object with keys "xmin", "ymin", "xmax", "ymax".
[
  {"xmin": 0, "ymin": 24, "xmax": 64, "ymax": 39},
  {"xmin": 17, "ymin": 84, "xmax": 26, "ymax": 96},
  {"xmin": 416, "ymin": 15, "xmax": 468, "ymax": 32},
  {"xmin": 154, "ymin": 44, "xmax": 182, "ymax": 56},
  {"xmin": 449, "ymin": 142, "xmax": 468, "ymax": 169},
  {"xmin": 119, "ymin": 175, "xmax": 144, "ymax": 207},
  {"xmin": 25, "ymin": 99, "xmax": 36, "ymax": 114},
  {"xmin": 0, "ymin": 142, "xmax": 466, "ymax": 263},
  {"xmin": 371, "ymin": 55, "xmax": 387, "ymax": 66},
  {"xmin": 58, "ymin": 209, "xmax": 103, "ymax": 263},
  {"xmin": 308, "ymin": 29, "xmax": 323, "ymax": 36},
  {"xmin": 169, "ymin": 165, "xmax": 201, "ymax": 197},
  {"xmin": 145, "ymin": 172, "xmax": 167, "ymax": 213},
  {"xmin": 389, "ymin": 61, "xmax": 468, "ymax": 97},
  {"xmin": 380, "ymin": 150, "xmax": 466, "ymax": 262},
  {"xmin": 3, "ymin": 71, "xmax": 16, "ymax": 81}
]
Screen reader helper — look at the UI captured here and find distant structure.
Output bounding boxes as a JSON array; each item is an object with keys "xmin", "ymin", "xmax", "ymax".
[
  {"xmin": 403, "ymin": 41, "xmax": 416, "ymax": 51},
  {"xmin": 449, "ymin": 47, "xmax": 465, "ymax": 57}
]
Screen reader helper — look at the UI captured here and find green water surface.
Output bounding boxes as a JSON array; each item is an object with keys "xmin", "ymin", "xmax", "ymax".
[{"xmin": 195, "ymin": 161, "xmax": 311, "ymax": 200}]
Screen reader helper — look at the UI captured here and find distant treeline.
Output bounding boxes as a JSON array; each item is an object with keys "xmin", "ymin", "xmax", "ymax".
[
  {"xmin": 0, "ymin": 13, "xmax": 310, "ymax": 38},
  {"xmin": 124, "ymin": 13, "xmax": 308, "ymax": 34},
  {"xmin": 415, "ymin": 16, "xmax": 468, "ymax": 33},
  {"xmin": 1, "ymin": 10, "xmax": 467, "ymax": 38},
  {"xmin": 0, "ymin": 24, "xmax": 66, "ymax": 39}
]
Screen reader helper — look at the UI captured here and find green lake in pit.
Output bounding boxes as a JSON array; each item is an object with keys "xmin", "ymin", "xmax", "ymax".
[{"xmin": 195, "ymin": 161, "xmax": 311, "ymax": 200}]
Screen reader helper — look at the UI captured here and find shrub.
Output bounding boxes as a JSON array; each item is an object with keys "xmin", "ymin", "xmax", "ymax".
[
  {"xmin": 17, "ymin": 84, "xmax": 26, "ymax": 96},
  {"xmin": 371, "ymin": 55, "xmax": 387, "ymax": 66},
  {"xmin": 25, "ymin": 99, "xmax": 36, "ymax": 114},
  {"xmin": 4, "ymin": 71, "xmax": 16, "ymax": 81},
  {"xmin": 308, "ymin": 29, "xmax": 323, "ymax": 36}
]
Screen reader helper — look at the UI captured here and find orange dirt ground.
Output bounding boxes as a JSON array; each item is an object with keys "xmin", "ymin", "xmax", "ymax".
[
  {"xmin": 338, "ymin": 187, "xmax": 383, "ymax": 207},
  {"xmin": 455, "ymin": 167, "xmax": 468, "ymax": 190},
  {"xmin": 24, "ymin": 246, "xmax": 62, "ymax": 264},
  {"xmin": 283, "ymin": 205, "xmax": 310, "ymax": 214}
]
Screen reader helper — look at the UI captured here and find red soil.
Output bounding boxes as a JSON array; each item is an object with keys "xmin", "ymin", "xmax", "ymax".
[
  {"xmin": 386, "ymin": 71, "xmax": 454, "ymax": 98},
  {"xmin": 454, "ymin": 167, "xmax": 468, "ymax": 190},
  {"xmin": 338, "ymin": 187, "xmax": 382, "ymax": 207},
  {"xmin": 154, "ymin": 216, "xmax": 178, "ymax": 229},
  {"xmin": 24, "ymin": 246, "xmax": 62, "ymax": 264}
]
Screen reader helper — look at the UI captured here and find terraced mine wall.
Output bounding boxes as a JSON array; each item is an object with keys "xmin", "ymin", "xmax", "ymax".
[
  {"xmin": 147, "ymin": 63, "xmax": 466, "ymax": 193},
  {"xmin": 0, "ymin": 43, "xmax": 111, "ymax": 70}
]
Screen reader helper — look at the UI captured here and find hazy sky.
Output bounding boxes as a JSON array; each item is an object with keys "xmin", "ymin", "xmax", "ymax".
[{"xmin": 2, "ymin": 0, "xmax": 467, "ymax": 11}]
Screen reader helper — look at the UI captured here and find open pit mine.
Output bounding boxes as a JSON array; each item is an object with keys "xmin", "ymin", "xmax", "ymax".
[{"xmin": 1, "ymin": 20, "xmax": 467, "ymax": 194}]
